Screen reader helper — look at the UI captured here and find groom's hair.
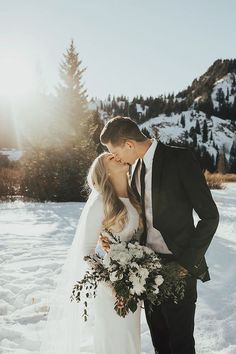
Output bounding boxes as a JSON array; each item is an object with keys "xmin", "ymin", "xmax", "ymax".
[{"xmin": 100, "ymin": 116, "xmax": 147, "ymax": 146}]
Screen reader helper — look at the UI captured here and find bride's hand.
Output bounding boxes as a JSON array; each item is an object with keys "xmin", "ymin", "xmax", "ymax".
[
  {"xmin": 116, "ymin": 296, "xmax": 125, "ymax": 309},
  {"xmin": 98, "ymin": 235, "xmax": 110, "ymax": 252},
  {"xmin": 111, "ymin": 289, "xmax": 124, "ymax": 308},
  {"xmin": 111, "ymin": 287, "xmax": 116, "ymax": 298}
]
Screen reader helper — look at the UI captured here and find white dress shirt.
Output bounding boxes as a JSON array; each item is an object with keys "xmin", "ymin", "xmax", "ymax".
[{"xmin": 133, "ymin": 139, "xmax": 173, "ymax": 254}]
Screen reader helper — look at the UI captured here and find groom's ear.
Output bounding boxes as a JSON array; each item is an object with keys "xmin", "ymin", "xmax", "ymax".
[{"xmin": 126, "ymin": 140, "xmax": 135, "ymax": 150}]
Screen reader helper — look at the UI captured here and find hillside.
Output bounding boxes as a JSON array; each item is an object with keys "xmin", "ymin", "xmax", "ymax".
[{"xmin": 89, "ymin": 59, "xmax": 236, "ymax": 173}]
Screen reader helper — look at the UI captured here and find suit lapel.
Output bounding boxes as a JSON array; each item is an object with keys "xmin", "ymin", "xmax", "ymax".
[
  {"xmin": 131, "ymin": 159, "xmax": 141, "ymax": 202},
  {"xmin": 152, "ymin": 140, "xmax": 165, "ymax": 227}
]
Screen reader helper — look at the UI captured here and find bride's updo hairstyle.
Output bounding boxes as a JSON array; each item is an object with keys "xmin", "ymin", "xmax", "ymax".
[{"xmin": 87, "ymin": 152, "xmax": 142, "ymax": 232}]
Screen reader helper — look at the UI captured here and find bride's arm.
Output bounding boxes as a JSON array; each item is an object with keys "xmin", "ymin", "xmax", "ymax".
[
  {"xmin": 78, "ymin": 194, "xmax": 117, "ymax": 297},
  {"xmin": 80, "ymin": 194, "xmax": 104, "ymax": 257}
]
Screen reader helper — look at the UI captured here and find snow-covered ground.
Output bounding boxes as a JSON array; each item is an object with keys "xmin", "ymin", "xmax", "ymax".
[
  {"xmin": 0, "ymin": 183, "xmax": 236, "ymax": 354},
  {"xmin": 0, "ymin": 149, "xmax": 23, "ymax": 161}
]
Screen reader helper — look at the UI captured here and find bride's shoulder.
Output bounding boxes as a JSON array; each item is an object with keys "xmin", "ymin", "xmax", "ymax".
[
  {"xmin": 88, "ymin": 192, "xmax": 104, "ymax": 210},
  {"xmin": 84, "ymin": 192, "xmax": 104, "ymax": 222},
  {"xmin": 93, "ymin": 192, "xmax": 103, "ymax": 203}
]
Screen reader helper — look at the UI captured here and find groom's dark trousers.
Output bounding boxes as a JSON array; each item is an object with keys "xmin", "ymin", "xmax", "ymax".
[
  {"xmin": 144, "ymin": 254, "xmax": 197, "ymax": 354},
  {"xmin": 131, "ymin": 140, "xmax": 219, "ymax": 354}
]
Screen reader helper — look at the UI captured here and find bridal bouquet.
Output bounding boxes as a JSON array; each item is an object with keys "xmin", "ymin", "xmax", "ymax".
[{"xmin": 70, "ymin": 229, "xmax": 187, "ymax": 320}]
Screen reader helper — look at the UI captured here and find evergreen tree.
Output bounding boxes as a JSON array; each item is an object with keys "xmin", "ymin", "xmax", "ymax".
[
  {"xmin": 189, "ymin": 127, "xmax": 197, "ymax": 147},
  {"xmin": 216, "ymin": 88, "xmax": 225, "ymax": 108},
  {"xmin": 180, "ymin": 114, "xmax": 185, "ymax": 128},
  {"xmin": 184, "ymin": 130, "xmax": 189, "ymax": 139},
  {"xmin": 202, "ymin": 120, "xmax": 208, "ymax": 143},
  {"xmin": 201, "ymin": 146, "xmax": 215, "ymax": 173},
  {"xmin": 88, "ymin": 109, "xmax": 104, "ymax": 154},
  {"xmin": 21, "ymin": 39, "xmax": 99, "ymax": 202},
  {"xmin": 195, "ymin": 120, "xmax": 201, "ymax": 134},
  {"xmin": 229, "ymin": 134, "xmax": 236, "ymax": 173},
  {"xmin": 226, "ymin": 87, "xmax": 230, "ymax": 102},
  {"xmin": 55, "ymin": 39, "xmax": 89, "ymax": 144}
]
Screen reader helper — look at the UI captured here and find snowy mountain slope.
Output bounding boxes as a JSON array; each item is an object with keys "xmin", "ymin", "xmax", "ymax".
[
  {"xmin": 139, "ymin": 110, "xmax": 235, "ymax": 161},
  {"xmin": 87, "ymin": 59, "xmax": 236, "ymax": 166},
  {"xmin": 211, "ymin": 72, "xmax": 236, "ymax": 109},
  {"xmin": 0, "ymin": 183, "xmax": 236, "ymax": 354}
]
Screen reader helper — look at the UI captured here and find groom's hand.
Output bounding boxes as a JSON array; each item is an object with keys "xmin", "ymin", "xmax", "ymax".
[{"xmin": 178, "ymin": 264, "xmax": 189, "ymax": 277}]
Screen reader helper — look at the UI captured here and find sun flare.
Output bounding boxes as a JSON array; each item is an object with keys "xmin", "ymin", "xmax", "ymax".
[{"xmin": 0, "ymin": 54, "xmax": 35, "ymax": 99}]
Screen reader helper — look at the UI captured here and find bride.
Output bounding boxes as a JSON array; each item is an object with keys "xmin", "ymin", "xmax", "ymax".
[{"xmin": 39, "ymin": 152, "xmax": 143, "ymax": 354}]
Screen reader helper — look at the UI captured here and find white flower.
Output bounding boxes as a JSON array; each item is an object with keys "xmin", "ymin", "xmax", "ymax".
[
  {"xmin": 110, "ymin": 250, "xmax": 132, "ymax": 266},
  {"xmin": 129, "ymin": 272, "xmax": 146, "ymax": 287},
  {"xmin": 128, "ymin": 249, "xmax": 139, "ymax": 257},
  {"xmin": 110, "ymin": 243, "xmax": 126, "ymax": 251},
  {"xmin": 128, "ymin": 243, "xmax": 136, "ymax": 249},
  {"xmin": 109, "ymin": 271, "xmax": 119, "ymax": 282},
  {"xmin": 143, "ymin": 246, "xmax": 154, "ymax": 255},
  {"xmin": 130, "ymin": 282, "xmax": 146, "ymax": 295},
  {"xmin": 130, "ymin": 262, "xmax": 139, "ymax": 269},
  {"xmin": 155, "ymin": 275, "xmax": 164, "ymax": 286},
  {"xmin": 153, "ymin": 285, "xmax": 160, "ymax": 294},
  {"xmin": 134, "ymin": 249, "xmax": 144, "ymax": 258},
  {"xmin": 138, "ymin": 268, "xmax": 149, "ymax": 279}
]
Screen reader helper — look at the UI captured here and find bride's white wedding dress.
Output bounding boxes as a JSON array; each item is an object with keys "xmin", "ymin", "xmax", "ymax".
[
  {"xmin": 39, "ymin": 192, "xmax": 142, "ymax": 354},
  {"xmin": 91, "ymin": 196, "xmax": 142, "ymax": 354}
]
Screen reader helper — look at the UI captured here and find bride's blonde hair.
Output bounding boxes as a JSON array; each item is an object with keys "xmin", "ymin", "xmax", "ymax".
[{"xmin": 87, "ymin": 152, "xmax": 142, "ymax": 232}]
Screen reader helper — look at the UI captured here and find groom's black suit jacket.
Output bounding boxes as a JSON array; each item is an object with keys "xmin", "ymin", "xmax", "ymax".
[{"xmin": 131, "ymin": 140, "xmax": 219, "ymax": 283}]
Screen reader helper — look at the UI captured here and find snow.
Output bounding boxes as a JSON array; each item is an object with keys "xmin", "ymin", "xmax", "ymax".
[
  {"xmin": 0, "ymin": 183, "xmax": 236, "ymax": 354},
  {"xmin": 0, "ymin": 149, "xmax": 23, "ymax": 161},
  {"xmin": 136, "ymin": 103, "xmax": 149, "ymax": 115}
]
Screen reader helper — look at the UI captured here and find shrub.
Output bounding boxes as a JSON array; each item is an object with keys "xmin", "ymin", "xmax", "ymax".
[
  {"xmin": 19, "ymin": 145, "xmax": 95, "ymax": 202},
  {"xmin": 204, "ymin": 170, "xmax": 226, "ymax": 189}
]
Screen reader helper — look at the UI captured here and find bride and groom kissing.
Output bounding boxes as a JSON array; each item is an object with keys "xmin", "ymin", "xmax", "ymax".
[{"xmin": 40, "ymin": 116, "xmax": 219, "ymax": 354}]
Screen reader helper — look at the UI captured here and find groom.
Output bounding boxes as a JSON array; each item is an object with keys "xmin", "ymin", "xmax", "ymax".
[{"xmin": 99, "ymin": 116, "xmax": 219, "ymax": 354}]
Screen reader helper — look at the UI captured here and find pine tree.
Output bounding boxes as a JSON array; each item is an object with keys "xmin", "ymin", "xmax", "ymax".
[
  {"xmin": 195, "ymin": 120, "xmax": 201, "ymax": 134},
  {"xmin": 226, "ymin": 87, "xmax": 229, "ymax": 102},
  {"xmin": 189, "ymin": 127, "xmax": 197, "ymax": 147},
  {"xmin": 54, "ymin": 39, "xmax": 89, "ymax": 144},
  {"xmin": 229, "ymin": 134, "xmax": 236, "ymax": 173},
  {"xmin": 201, "ymin": 146, "xmax": 215, "ymax": 173},
  {"xmin": 88, "ymin": 109, "xmax": 105, "ymax": 154},
  {"xmin": 180, "ymin": 114, "xmax": 185, "ymax": 128},
  {"xmin": 202, "ymin": 120, "xmax": 208, "ymax": 143}
]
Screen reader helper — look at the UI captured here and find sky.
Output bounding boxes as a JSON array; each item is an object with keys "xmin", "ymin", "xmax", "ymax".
[{"xmin": 0, "ymin": 0, "xmax": 235, "ymax": 101}]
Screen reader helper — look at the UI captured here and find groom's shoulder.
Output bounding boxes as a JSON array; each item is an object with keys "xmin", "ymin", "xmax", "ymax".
[
  {"xmin": 158, "ymin": 141, "xmax": 193, "ymax": 167},
  {"xmin": 160, "ymin": 141, "xmax": 189, "ymax": 157}
]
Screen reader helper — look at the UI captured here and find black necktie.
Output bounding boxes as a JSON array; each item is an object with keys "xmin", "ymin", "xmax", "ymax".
[{"xmin": 140, "ymin": 159, "xmax": 147, "ymax": 245}]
